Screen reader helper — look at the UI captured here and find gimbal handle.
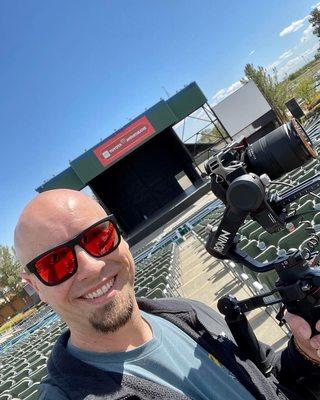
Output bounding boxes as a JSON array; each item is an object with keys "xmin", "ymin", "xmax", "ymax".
[{"xmin": 208, "ymin": 227, "xmax": 320, "ymax": 337}]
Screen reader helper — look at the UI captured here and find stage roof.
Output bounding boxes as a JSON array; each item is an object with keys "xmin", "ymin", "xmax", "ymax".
[{"xmin": 37, "ymin": 82, "xmax": 207, "ymax": 192}]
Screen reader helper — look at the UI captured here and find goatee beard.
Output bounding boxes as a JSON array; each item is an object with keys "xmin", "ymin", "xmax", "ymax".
[{"xmin": 89, "ymin": 292, "xmax": 134, "ymax": 333}]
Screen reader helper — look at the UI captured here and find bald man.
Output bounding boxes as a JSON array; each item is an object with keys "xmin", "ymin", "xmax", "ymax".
[{"xmin": 14, "ymin": 189, "xmax": 320, "ymax": 400}]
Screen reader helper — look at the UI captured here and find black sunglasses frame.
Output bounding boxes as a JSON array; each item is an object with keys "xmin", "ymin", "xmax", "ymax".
[{"xmin": 25, "ymin": 215, "xmax": 121, "ymax": 286}]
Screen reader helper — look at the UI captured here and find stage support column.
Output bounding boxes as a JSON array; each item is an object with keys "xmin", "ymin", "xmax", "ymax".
[{"xmin": 183, "ymin": 164, "xmax": 203, "ymax": 186}]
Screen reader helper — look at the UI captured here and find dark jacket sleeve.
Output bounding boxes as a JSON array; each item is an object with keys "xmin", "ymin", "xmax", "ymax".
[
  {"xmin": 273, "ymin": 337, "xmax": 320, "ymax": 400},
  {"xmin": 188, "ymin": 299, "xmax": 320, "ymax": 399}
]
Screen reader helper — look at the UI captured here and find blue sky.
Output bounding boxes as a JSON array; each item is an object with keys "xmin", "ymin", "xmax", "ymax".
[{"xmin": 0, "ymin": 0, "xmax": 319, "ymax": 247}]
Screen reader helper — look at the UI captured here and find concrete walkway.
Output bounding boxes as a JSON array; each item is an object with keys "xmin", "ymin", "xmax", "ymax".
[{"xmin": 179, "ymin": 234, "xmax": 289, "ymax": 351}]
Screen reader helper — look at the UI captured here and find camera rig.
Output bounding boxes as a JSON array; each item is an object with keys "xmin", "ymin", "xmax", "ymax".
[{"xmin": 204, "ymin": 119, "xmax": 320, "ymax": 374}]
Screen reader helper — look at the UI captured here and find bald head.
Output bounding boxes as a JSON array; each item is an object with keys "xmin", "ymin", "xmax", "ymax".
[{"xmin": 14, "ymin": 189, "xmax": 107, "ymax": 266}]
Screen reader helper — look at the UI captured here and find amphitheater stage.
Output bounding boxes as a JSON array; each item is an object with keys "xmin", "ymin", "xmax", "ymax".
[{"xmin": 126, "ymin": 180, "xmax": 211, "ymax": 246}]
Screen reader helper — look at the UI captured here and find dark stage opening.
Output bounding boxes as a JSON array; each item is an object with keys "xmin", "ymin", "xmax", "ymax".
[{"xmin": 90, "ymin": 128, "xmax": 201, "ymax": 234}]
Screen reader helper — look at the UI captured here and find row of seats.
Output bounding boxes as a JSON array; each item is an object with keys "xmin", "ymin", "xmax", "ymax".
[
  {"xmin": 0, "ymin": 234, "xmax": 183, "ymax": 399},
  {"xmin": 135, "ymin": 242, "xmax": 181, "ymax": 299},
  {"xmin": 0, "ymin": 317, "xmax": 67, "ymax": 399}
]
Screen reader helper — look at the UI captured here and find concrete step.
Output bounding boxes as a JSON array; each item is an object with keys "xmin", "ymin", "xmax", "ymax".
[{"xmin": 178, "ymin": 234, "xmax": 289, "ymax": 349}]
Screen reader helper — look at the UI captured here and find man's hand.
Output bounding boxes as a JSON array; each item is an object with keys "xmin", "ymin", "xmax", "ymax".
[{"xmin": 286, "ymin": 311, "xmax": 320, "ymax": 365}]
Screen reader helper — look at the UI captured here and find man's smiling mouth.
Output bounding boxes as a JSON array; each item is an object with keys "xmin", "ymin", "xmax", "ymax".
[
  {"xmin": 83, "ymin": 278, "xmax": 115, "ymax": 299},
  {"xmin": 78, "ymin": 275, "xmax": 118, "ymax": 301}
]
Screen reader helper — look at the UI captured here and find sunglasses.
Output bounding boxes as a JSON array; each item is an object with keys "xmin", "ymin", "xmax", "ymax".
[{"xmin": 26, "ymin": 216, "xmax": 121, "ymax": 286}]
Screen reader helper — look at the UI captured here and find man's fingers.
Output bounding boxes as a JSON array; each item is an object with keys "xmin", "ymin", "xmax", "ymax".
[
  {"xmin": 285, "ymin": 312, "xmax": 312, "ymax": 340},
  {"xmin": 310, "ymin": 336, "xmax": 320, "ymax": 349},
  {"xmin": 285, "ymin": 312, "xmax": 320, "ymax": 363}
]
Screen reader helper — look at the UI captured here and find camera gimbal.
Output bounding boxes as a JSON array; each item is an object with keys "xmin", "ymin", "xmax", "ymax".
[{"xmin": 204, "ymin": 119, "xmax": 320, "ymax": 374}]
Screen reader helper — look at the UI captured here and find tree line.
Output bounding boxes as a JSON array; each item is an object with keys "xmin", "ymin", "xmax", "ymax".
[{"xmin": 0, "ymin": 245, "xmax": 24, "ymax": 309}]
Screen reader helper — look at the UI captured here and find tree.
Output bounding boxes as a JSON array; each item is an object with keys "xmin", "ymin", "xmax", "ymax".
[
  {"xmin": 293, "ymin": 75, "xmax": 316, "ymax": 107},
  {"xmin": 198, "ymin": 124, "xmax": 228, "ymax": 144},
  {"xmin": 310, "ymin": 7, "xmax": 320, "ymax": 55},
  {"xmin": 242, "ymin": 64, "xmax": 291, "ymax": 123},
  {"xmin": 309, "ymin": 8, "xmax": 320, "ymax": 38},
  {"xmin": 287, "ymin": 59, "xmax": 317, "ymax": 81},
  {"xmin": 0, "ymin": 245, "xmax": 23, "ymax": 303}
]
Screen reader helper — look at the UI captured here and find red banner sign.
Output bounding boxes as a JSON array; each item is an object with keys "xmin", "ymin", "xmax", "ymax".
[{"xmin": 94, "ymin": 116, "xmax": 156, "ymax": 167}]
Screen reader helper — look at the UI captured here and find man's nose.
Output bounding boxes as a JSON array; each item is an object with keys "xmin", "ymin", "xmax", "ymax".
[{"xmin": 74, "ymin": 245, "xmax": 105, "ymax": 280}]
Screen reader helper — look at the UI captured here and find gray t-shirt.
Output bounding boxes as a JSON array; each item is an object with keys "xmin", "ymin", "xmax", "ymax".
[{"xmin": 67, "ymin": 311, "xmax": 255, "ymax": 400}]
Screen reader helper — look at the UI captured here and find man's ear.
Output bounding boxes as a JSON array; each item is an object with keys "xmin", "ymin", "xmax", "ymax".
[
  {"xmin": 122, "ymin": 239, "xmax": 130, "ymax": 250},
  {"xmin": 20, "ymin": 271, "xmax": 40, "ymax": 294}
]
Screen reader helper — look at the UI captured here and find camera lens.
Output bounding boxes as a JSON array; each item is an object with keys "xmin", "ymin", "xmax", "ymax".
[{"xmin": 243, "ymin": 119, "xmax": 317, "ymax": 180}]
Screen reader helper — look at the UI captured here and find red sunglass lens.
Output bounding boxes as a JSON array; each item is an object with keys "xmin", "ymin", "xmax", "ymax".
[
  {"xmin": 35, "ymin": 247, "xmax": 76, "ymax": 285},
  {"xmin": 80, "ymin": 221, "xmax": 118, "ymax": 257}
]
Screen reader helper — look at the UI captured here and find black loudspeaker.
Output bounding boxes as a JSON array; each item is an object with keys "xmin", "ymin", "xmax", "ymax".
[{"xmin": 285, "ymin": 98, "xmax": 305, "ymax": 119}]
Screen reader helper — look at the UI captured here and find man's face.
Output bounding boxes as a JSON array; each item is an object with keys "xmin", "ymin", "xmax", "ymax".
[{"xmin": 18, "ymin": 195, "xmax": 137, "ymax": 335}]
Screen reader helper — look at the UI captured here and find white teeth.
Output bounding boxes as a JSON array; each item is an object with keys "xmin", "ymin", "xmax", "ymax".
[{"xmin": 83, "ymin": 278, "xmax": 115, "ymax": 299}]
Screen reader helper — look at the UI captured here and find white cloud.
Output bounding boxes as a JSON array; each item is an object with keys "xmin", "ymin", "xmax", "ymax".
[
  {"xmin": 212, "ymin": 89, "xmax": 226, "ymax": 101},
  {"xmin": 266, "ymin": 49, "xmax": 295, "ymax": 71},
  {"xmin": 249, "ymin": 50, "xmax": 255, "ymax": 56},
  {"xmin": 302, "ymin": 43, "xmax": 319, "ymax": 57},
  {"xmin": 281, "ymin": 56, "xmax": 301, "ymax": 71},
  {"xmin": 277, "ymin": 44, "xmax": 318, "ymax": 77},
  {"xmin": 279, "ymin": 17, "xmax": 307, "ymax": 37},
  {"xmin": 301, "ymin": 24, "xmax": 313, "ymax": 43},
  {"xmin": 223, "ymin": 80, "xmax": 243, "ymax": 94},
  {"xmin": 266, "ymin": 49, "xmax": 293, "ymax": 72},
  {"xmin": 211, "ymin": 81, "xmax": 243, "ymax": 105},
  {"xmin": 311, "ymin": 2, "xmax": 320, "ymax": 9},
  {"xmin": 266, "ymin": 60, "xmax": 280, "ymax": 71},
  {"xmin": 279, "ymin": 49, "xmax": 294, "ymax": 60}
]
